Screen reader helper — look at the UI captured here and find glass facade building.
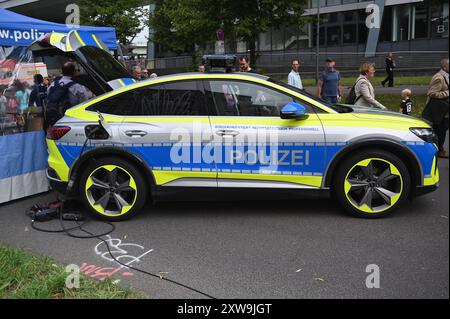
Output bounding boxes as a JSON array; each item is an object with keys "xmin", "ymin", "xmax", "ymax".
[{"xmin": 228, "ymin": 0, "xmax": 449, "ymax": 53}]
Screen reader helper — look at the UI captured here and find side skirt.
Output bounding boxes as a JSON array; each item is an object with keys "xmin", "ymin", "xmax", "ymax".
[{"xmin": 151, "ymin": 186, "xmax": 330, "ymax": 203}]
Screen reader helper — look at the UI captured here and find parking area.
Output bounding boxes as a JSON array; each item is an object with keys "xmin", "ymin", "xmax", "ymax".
[{"xmin": 0, "ymin": 156, "xmax": 448, "ymax": 299}]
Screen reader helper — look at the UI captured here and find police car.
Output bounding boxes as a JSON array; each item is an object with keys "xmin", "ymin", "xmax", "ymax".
[
  {"xmin": 37, "ymin": 34, "xmax": 439, "ymax": 221},
  {"xmin": 44, "ymin": 71, "xmax": 439, "ymax": 221}
]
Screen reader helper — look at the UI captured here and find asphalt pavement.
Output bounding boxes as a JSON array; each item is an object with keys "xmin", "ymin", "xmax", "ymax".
[{"xmin": 0, "ymin": 137, "xmax": 448, "ymax": 299}]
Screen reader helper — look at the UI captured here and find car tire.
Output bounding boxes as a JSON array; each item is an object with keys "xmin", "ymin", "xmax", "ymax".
[
  {"xmin": 78, "ymin": 157, "xmax": 147, "ymax": 221},
  {"xmin": 333, "ymin": 149, "xmax": 411, "ymax": 218}
]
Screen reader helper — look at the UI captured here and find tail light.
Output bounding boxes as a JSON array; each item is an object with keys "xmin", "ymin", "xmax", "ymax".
[{"xmin": 47, "ymin": 126, "xmax": 71, "ymax": 140}]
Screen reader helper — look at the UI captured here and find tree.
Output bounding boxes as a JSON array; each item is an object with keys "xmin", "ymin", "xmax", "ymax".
[
  {"xmin": 149, "ymin": 0, "xmax": 220, "ymax": 66},
  {"xmin": 149, "ymin": 0, "xmax": 308, "ymax": 67},
  {"xmin": 79, "ymin": 0, "xmax": 149, "ymax": 45},
  {"xmin": 222, "ymin": 0, "xmax": 308, "ymax": 67}
]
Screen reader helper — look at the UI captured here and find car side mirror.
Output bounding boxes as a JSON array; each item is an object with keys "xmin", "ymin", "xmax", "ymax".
[{"xmin": 280, "ymin": 102, "xmax": 309, "ymax": 120}]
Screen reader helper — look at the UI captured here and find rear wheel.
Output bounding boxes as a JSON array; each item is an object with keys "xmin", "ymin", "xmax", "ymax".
[
  {"xmin": 79, "ymin": 157, "xmax": 147, "ymax": 221},
  {"xmin": 333, "ymin": 149, "xmax": 410, "ymax": 218}
]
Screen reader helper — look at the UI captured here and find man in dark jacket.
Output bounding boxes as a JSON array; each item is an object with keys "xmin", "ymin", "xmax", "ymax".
[{"xmin": 381, "ymin": 52, "xmax": 395, "ymax": 87}]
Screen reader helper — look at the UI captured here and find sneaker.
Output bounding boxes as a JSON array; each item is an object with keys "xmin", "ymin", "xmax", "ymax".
[{"xmin": 437, "ymin": 151, "xmax": 449, "ymax": 158}]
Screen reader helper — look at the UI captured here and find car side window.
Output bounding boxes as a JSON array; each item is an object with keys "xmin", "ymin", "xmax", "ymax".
[
  {"xmin": 87, "ymin": 90, "xmax": 136, "ymax": 115},
  {"xmin": 206, "ymin": 80, "xmax": 312, "ymax": 116},
  {"xmin": 87, "ymin": 80, "xmax": 207, "ymax": 116}
]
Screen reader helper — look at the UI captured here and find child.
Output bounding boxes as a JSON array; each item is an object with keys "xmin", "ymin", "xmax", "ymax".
[{"xmin": 399, "ymin": 89, "xmax": 413, "ymax": 115}]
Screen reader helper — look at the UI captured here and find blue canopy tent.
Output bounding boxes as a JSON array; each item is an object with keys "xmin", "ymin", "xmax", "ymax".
[
  {"xmin": 0, "ymin": 8, "xmax": 117, "ymax": 203},
  {"xmin": 0, "ymin": 8, "xmax": 117, "ymax": 49}
]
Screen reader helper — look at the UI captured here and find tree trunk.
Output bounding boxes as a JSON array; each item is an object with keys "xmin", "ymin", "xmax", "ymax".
[{"xmin": 190, "ymin": 49, "xmax": 200, "ymax": 72}]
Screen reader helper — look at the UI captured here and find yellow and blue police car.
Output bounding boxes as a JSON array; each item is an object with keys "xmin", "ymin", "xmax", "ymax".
[{"xmin": 35, "ymin": 32, "xmax": 440, "ymax": 221}]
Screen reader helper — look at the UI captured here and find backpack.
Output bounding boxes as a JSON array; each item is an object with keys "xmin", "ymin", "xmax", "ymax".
[
  {"xmin": 46, "ymin": 78, "xmax": 75, "ymax": 127},
  {"xmin": 345, "ymin": 78, "xmax": 364, "ymax": 104}
]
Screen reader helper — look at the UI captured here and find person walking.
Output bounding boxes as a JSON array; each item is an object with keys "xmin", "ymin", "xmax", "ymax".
[
  {"xmin": 317, "ymin": 58, "xmax": 342, "ymax": 103},
  {"xmin": 423, "ymin": 58, "xmax": 449, "ymax": 158},
  {"xmin": 288, "ymin": 59, "xmax": 303, "ymax": 90},
  {"xmin": 381, "ymin": 52, "xmax": 395, "ymax": 87},
  {"xmin": 354, "ymin": 63, "xmax": 386, "ymax": 109}
]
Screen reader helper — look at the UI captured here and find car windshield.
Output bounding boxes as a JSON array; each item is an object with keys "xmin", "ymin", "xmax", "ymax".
[
  {"xmin": 77, "ymin": 46, "xmax": 131, "ymax": 82},
  {"xmin": 268, "ymin": 78, "xmax": 339, "ymax": 112}
]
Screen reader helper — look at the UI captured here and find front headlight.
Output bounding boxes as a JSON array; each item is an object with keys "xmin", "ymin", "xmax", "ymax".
[{"xmin": 410, "ymin": 127, "xmax": 436, "ymax": 144}]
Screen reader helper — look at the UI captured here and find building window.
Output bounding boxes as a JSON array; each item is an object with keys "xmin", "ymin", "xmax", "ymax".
[
  {"xmin": 313, "ymin": 26, "xmax": 326, "ymax": 46},
  {"xmin": 325, "ymin": 12, "xmax": 340, "ymax": 24},
  {"xmin": 414, "ymin": 3, "xmax": 429, "ymax": 39},
  {"xmin": 431, "ymin": 2, "xmax": 449, "ymax": 38},
  {"xmin": 272, "ymin": 28, "xmax": 284, "ymax": 50},
  {"xmin": 358, "ymin": 9, "xmax": 368, "ymax": 22},
  {"xmin": 343, "ymin": 24, "xmax": 357, "ymax": 44},
  {"xmin": 258, "ymin": 31, "xmax": 271, "ymax": 51},
  {"xmin": 327, "ymin": 26, "xmax": 341, "ymax": 46},
  {"xmin": 342, "ymin": 11, "xmax": 356, "ymax": 23},
  {"xmin": 379, "ymin": 6, "xmax": 392, "ymax": 42},
  {"xmin": 236, "ymin": 41, "xmax": 247, "ymax": 53},
  {"xmin": 358, "ymin": 23, "xmax": 368, "ymax": 43},
  {"xmin": 326, "ymin": 0, "xmax": 342, "ymax": 6},
  {"xmin": 310, "ymin": 0, "xmax": 326, "ymax": 8},
  {"xmin": 393, "ymin": 5, "xmax": 412, "ymax": 41}
]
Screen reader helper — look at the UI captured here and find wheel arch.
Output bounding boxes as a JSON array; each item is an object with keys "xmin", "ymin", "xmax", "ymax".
[
  {"xmin": 70, "ymin": 147, "xmax": 155, "ymax": 194},
  {"xmin": 323, "ymin": 139, "xmax": 423, "ymax": 191}
]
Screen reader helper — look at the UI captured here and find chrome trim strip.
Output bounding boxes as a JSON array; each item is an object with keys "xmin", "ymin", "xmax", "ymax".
[
  {"xmin": 162, "ymin": 178, "xmax": 322, "ymax": 189},
  {"xmin": 162, "ymin": 178, "xmax": 218, "ymax": 187}
]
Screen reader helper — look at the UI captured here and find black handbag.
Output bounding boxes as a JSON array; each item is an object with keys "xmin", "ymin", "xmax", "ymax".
[{"xmin": 422, "ymin": 97, "xmax": 449, "ymax": 124}]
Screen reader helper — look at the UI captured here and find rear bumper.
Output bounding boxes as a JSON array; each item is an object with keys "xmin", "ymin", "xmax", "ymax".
[{"xmin": 46, "ymin": 168, "xmax": 68, "ymax": 194}]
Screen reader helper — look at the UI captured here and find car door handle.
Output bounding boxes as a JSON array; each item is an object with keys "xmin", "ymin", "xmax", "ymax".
[
  {"xmin": 125, "ymin": 130, "xmax": 148, "ymax": 137},
  {"xmin": 215, "ymin": 130, "xmax": 240, "ymax": 137}
]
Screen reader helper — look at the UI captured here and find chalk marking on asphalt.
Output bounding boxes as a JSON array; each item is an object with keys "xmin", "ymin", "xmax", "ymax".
[{"xmin": 94, "ymin": 235, "xmax": 154, "ymax": 267}]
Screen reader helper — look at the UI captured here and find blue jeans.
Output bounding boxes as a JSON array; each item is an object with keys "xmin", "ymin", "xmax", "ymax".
[{"xmin": 322, "ymin": 96, "xmax": 338, "ymax": 104}]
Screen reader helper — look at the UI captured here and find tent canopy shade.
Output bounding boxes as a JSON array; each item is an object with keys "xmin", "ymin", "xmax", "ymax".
[{"xmin": 0, "ymin": 8, "xmax": 117, "ymax": 49}]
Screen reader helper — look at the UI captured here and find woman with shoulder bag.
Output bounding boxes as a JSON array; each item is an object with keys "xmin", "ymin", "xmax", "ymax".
[{"xmin": 354, "ymin": 63, "xmax": 386, "ymax": 109}]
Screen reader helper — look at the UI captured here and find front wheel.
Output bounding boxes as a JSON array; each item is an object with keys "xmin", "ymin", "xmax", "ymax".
[
  {"xmin": 333, "ymin": 149, "xmax": 411, "ymax": 218},
  {"xmin": 78, "ymin": 157, "xmax": 147, "ymax": 221}
]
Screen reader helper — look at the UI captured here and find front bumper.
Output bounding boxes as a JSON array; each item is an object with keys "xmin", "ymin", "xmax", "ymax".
[{"xmin": 414, "ymin": 183, "xmax": 439, "ymax": 197}]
